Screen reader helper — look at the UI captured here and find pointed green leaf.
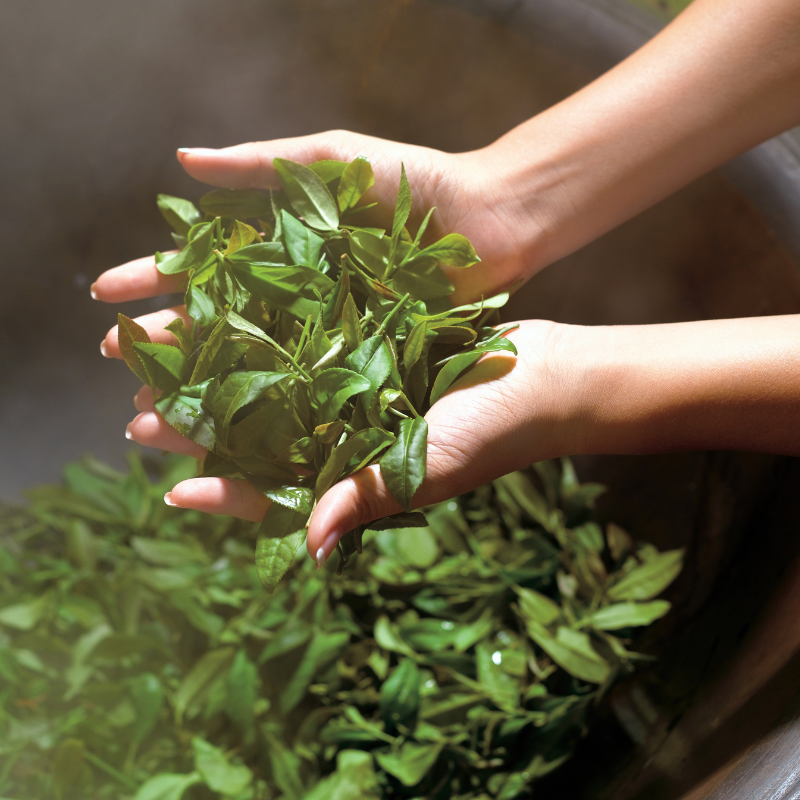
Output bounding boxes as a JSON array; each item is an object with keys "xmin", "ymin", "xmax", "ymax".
[
  {"xmin": 379, "ymin": 658, "xmax": 420, "ymax": 730},
  {"xmin": 588, "ymin": 600, "xmax": 671, "ymax": 630},
  {"xmin": 405, "ymin": 232, "xmax": 480, "ymax": 269},
  {"xmin": 273, "ymin": 158, "xmax": 339, "ymax": 231},
  {"xmin": 225, "ymin": 220, "xmax": 260, "ymax": 255},
  {"xmin": 157, "ymin": 222, "xmax": 214, "ymax": 275},
  {"xmin": 281, "ymin": 209, "xmax": 324, "ymax": 268},
  {"xmin": 117, "ymin": 313, "xmax": 152, "ymax": 386},
  {"xmin": 212, "ymin": 371, "xmax": 292, "ymax": 446},
  {"xmin": 310, "ymin": 368, "xmax": 371, "ymax": 423},
  {"xmin": 338, "ymin": 157, "xmax": 375, "ymax": 213},
  {"xmin": 430, "ymin": 338, "xmax": 517, "ymax": 406},
  {"xmin": 607, "ymin": 549, "xmax": 684, "ymax": 601},
  {"xmin": 375, "ymin": 741, "xmax": 443, "ymax": 787},
  {"xmin": 344, "ymin": 335, "xmax": 394, "ymax": 410},
  {"xmin": 193, "ymin": 738, "xmax": 252, "ymax": 795},
  {"xmin": 380, "ymin": 417, "xmax": 427, "ymax": 511},
  {"xmin": 157, "ymin": 194, "xmax": 201, "ymax": 235},
  {"xmin": 133, "ymin": 343, "xmax": 187, "ymax": 394},
  {"xmin": 132, "ymin": 773, "xmax": 202, "ymax": 800},
  {"xmin": 255, "ymin": 504, "xmax": 308, "ymax": 593}
]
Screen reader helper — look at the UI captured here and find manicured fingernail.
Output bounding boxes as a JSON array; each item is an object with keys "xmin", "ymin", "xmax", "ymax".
[
  {"xmin": 100, "ymin": 340, "xmax": 108, "ymax": 357},
  {"xmin": 177, "ymin": 147, "xmax": 217, "ymax": 155},
  {"xmin": 133, "ymin": 393, "xmax": 141, "ymax": 412},
  {"xmin": 90, "ymin": 283, "xmax": 99, "ymax": 300},
  {"xmin": 164, "ymin": 492, "xmax": 179, "ymax": 507},
  {"xmin": 125, "ymin": 423, "xmax": 133, "ymax": 440},
  {"xmin": 315, "ymin": 530, "xmax": 341, "ymax": 569}
]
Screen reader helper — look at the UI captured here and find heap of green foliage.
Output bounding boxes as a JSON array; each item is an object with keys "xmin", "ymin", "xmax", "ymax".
[
  {"xmin": 0, "ymin": 453, "xmax": 683, "ymax": 800},
  {"xmin": 116, "ymin": 157, "xmax": 516, "ymax": 590}
]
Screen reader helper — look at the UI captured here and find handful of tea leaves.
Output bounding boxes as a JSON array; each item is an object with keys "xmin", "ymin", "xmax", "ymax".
[
  {"xmin": 117, "ymin": 157, "xmax": 517, "ymax": 590},
  {"xmin": 0, "ymin": 453, "xmax": 683, "ymax": 800}
]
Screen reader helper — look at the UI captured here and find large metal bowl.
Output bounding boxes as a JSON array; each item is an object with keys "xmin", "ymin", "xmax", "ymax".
[{"xmin": 2, "ymin": 1, "xmax": 800, "ymax": 796}]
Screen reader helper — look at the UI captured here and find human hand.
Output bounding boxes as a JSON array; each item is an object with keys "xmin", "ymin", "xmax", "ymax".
[{"xmin": 102, "ymin": 315, "xmax": 582, "ymax": 566}]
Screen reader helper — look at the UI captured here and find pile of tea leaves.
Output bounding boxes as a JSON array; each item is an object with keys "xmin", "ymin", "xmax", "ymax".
[
  {"xmin": 0, "ymin": 453, "xmax": 683, "ymax": 800},
  {"xmin": 116, "ymin": 156, "xmax": 517, "ymax": 591}
]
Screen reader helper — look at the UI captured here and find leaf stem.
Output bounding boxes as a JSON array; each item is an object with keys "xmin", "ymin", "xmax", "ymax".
[{"xmin": 83, "ymin": 751, "xmax": 138, "ymax": 790}]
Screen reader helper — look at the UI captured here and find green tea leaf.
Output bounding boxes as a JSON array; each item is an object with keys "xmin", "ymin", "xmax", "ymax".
[
  {"xmin": 212, "ymin": 371, "xmax": 292, "ymax": 447},
  {"xmin": 133, "ymin": 343, "xmax": 187, "ymax": 395},
  {"xmin": 157, "ymin": 222, "xmax": 214, "ymax": 275},
  {"xmin": 309, "ymin": 158, "xmax": 349, "ymax": 184},
  {"xmin": 117, "ymin": 313, "xmax": 152, "ymax": 386},
  {"xmin": 430, "ymin": 337, "xmax": 517, "ymax": 406},
  {"xmin": 341, "ymin": 293, "xmax": 363, "ymax": 353},
  {"xmin": 338, "ymin": 156, "xmax": 375, "ymax": 213},
  {"xmin": 347, "ymin": 229, "xmax": 390, "ymax": 279},
  {"xmin": 607, "ymin": 549, "xmax": 684, "ymax": 601},
  {"xmin": 392, "ymin": 258, "xmax": 454, "ymax": 300},
  {"xmin": 229, "ymin": 261, "xmax": 333, "ymax": 320},
  {"xmin": 173, "ymin": 647, "xmax": 236, "ymax": 724},
  {"xmin": 525, "ymin": 621, "xmax": 610, "ymax": 684},
  {"xmin": 281, "ymin": 209, "xmax": 324, "ymax": 268},
  {"xmin": 132, "ymin": 772, "xmax": 202, "ymax": 800},
  {"xmin": 157, "ymin": 194, "xmax": 202, "ymax": 235},
  {"xmin": 273, "ymin": 158, "xmax": 339, "ymax": 231},
  {"xmin": 405, "ymin": 232, "xmax": 480, "ymax": 269},
  {"xmin": 226, "ymin": 650, "xmax": 259, "ymax": 731},
  {"xmin": 155, "ymin": 393, "xmax": 216, "ymax": 450},
  {"xmin": 184, "ymin": 284, "xmax": 217, "ymax": 328},
  {"xmin": 281, "ymin": 630, "xmax": 350, "ymax": 713},
  {"xmin": 379, "ymin": 657, "xmax": 420, "ymax": 730},
  {"xmin": 380, "ymin": 417, "xmax": 427, "ymax": 511},
  {"xmin": 588, "ymin": 600, "xmax": 671, "ymax": 630},
  {"xmin": 0, "ymin": 595, "xmax": 48, "ymax": 630},
  {"xmin": 310, "ymin": 368, "xmax": 371, "ymax": 424},
  {"xmin": 193, "ymin": 737, "xmax": 252, "ymax": 795},
  {"xmin": 130, "ymin": 673, "xmax": 165, "ymax": 744},
  {"xmin": 390, "ymin": 164, "xmax": 412, "ymax": 257},
  {"xmin": 344, "ymin": 335, "xmax": 394, "ymax": 410},
  {"xmin": 516, "ymin": 587, "xmax": 562, "ymax": 626},
  {"xmin": 375, "ymin": 740, "xmax": 443, "ymax": 787},
  {"xmin": 315, "ymin": 429, "xmax": 395, "ymax": 501},
  {"xmin": 255, "ymin": 504, "xmax": 308, "ymax": 593},
  {"xmin": 165, "ymin": 317, "xmax": 193, "ymax": 355},
  {"xmin": 52, "ymin": 737, "xmax": 84, "ymax": 799},
  {"xmin": 199, "ymin": 188, "xmax": 271, "ymax": 219},
  {"xmin": 225, "ymin": 220, "xmax": 260, "ymax": 255}
]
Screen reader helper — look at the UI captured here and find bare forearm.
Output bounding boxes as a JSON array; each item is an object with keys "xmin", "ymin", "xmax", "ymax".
[
  {"xmin": 478, "ymin": 0, "xmax": 800, "ymax": 273},
  {"xmin": 564, "ymin": 315, "xmax": 800, "ymax": 456}
]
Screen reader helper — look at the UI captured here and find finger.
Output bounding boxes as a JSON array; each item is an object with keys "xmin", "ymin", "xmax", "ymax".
[
  {"xmin": 126, "ymin": 411, "xmax": 206, "ymax": 458},
  {"xmin": 165, "ymin": 477, "xmax": 270, "ymax": 522},
  {"xmin": 133, "ymin": 385, "xmax": 156, "ymax": 413},
  {"xmin": 91, "ymin": 254, "xmax": 187, "ymax": 303},
  {"xmin": 102, "ymin": 306, "xmax": 190, "ymax": 358},
  {"xmin": 176, "ymin": 134, "xmax": 361, "ymax": 190}
]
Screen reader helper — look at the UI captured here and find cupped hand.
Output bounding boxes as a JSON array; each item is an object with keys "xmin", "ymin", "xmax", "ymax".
[{"xmin": 104, "ymin": 315, "xmax": 582, "ymax": 566}]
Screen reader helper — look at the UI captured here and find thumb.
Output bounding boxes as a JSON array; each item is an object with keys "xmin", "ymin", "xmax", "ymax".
[
  {"xmin": 175, "ymin": 131, "xmax": 372, "ymax": 190},
  {"xmin": 306, "ymin": 464, "xmax": 404, "ymax": 568}
]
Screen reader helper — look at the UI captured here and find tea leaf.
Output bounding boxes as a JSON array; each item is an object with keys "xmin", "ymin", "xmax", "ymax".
[
  {"xmin": 193, "ymin": 737, "xmax": 252, "ymax": 795},
  {"xmin": 132, "ymin": 772, "xmax": 202, "ymax": 800},
  {"xmin": 157, "ymin": 222, "xmax": 214, "ymax": 275},
  {"xmin": 375, "ymin": 740, "xmax": 443, "ymax": 787},
  {"xmin": 281, "ymin": 209, "xmax": 324, "ymax": 268},
  {"xmin": 273, "ymin": 158, "xmax": 339, "ymax": 231},
  {"xmin": 338, "ymin": 156, "xmax": 375, "ymax": 213},
  {"xmin": 607, "ymin": 549, "xmax": 684, "ymax": 601},
  {"xmin": 255, "ymin": 504, "xmax": 308, "ymax": 593},
  {"xmin": 588, "ymin": 600, "xmax": 671, "ymax": 630},
  {"xmin": 118, "ymin": 313, "xmax": 152, "ymax": 386},
  {"xmin": 157, "ymin": 194, "xmax": 202, "ymax": 235},
  {"xmin": 379, "ymin": 657, "xmax": 420, "ymax": 730},
  {"xmin": 380, "ymin": 417, "xmax": 428, "ymax": 511},
  {"xmin": 133, "ymin": 343, "xmax": 187, "ymax": 395}
]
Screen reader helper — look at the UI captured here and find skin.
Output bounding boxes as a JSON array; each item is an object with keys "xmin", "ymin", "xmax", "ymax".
[{"xmin": 93, "ymin": 0, "xmax": 800, "ymax": 566}]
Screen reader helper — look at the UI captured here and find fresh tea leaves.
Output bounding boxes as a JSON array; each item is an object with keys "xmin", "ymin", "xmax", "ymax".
[
  {"xmin": 0, "ymin": 453, "xmax": 682, "ymax": 800},
  {"xmin": 119, "ymin": 157, "xmax": 518, "ymax": 589}
]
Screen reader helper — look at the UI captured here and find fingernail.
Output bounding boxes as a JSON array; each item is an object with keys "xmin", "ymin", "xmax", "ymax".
[
  {"xmin": 125, "ymin": 423, "xmax": 133, "ymax": 440},
  {"xmin": 315, "ymin": 530, "xmax": 341, "ymax": 569},
  {"xmin": 90, "ymin": 283, "xmax": 99, "ymax": 300},
  {"xmin": 133, "ymin": 393, "xmax": 141, "ymax": 412},
  {"xmin": 100, "ymin": 340, "xmax": 108, "ymax": 357},
  {"xmin": 177, "ymin": 147, "xmax": 217, "ymax": 155},
  {"xmin": 164, "ymin": 492, "xmax": 179, "ymax": 507}
]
